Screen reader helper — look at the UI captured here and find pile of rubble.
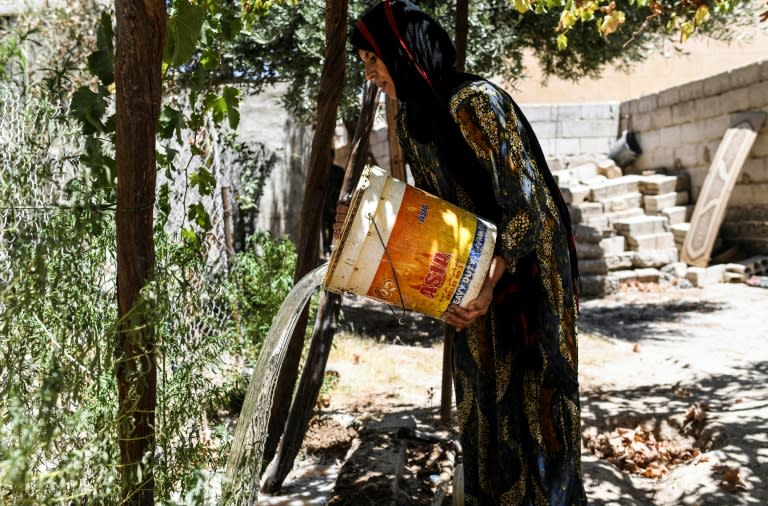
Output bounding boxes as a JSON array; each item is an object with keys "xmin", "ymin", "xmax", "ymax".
[{"xmin": 556, "ymin": 159, "xmax": 767, "ymax": 297}]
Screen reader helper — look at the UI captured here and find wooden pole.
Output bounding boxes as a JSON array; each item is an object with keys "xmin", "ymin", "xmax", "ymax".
[
  {"xmin": 261, "ymin": 82, "xmax": 380, "ymax": 494},
  {"xmin": 114, "ymin": 0, "xmax": 165, "ymax": 503},
  {"xmin": 385, "ymin": 96, "xmax": 405, "ymax": 180}
]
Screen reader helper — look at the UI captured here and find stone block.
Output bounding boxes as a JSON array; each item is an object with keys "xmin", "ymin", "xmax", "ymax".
[
  {"xmin": 632, "ymin": 248, "xmax": 679, "ymax": 268},
  {"xmin": 560, "ymin": 184, "xmax": 590, "ymax": 205},
  {"xmin": 579, "ymin": 275, "xmax": 620, "ymax": 297},
  {"xmin": 612, "ymin": 270, "xmax": 639, "ymax": 283},
  {"xmin": 597, "ymin": 158, "xmax": 623, "ymax": 179},
  {"xmin": 602, "ymin": 192, "xmax": 642, "ymax": 213},
  {"xmin": 579, "ymin": 259, "xmax": 609, "ymax": 275},
  {"xmin": 627, "ymin": 232, "xmax": 676, "ymax": 251},
  {"xmin": 660, "ymin": 206, "xmax": 689, "ymax": 226},
  {"xmin": 605, "ymin": 208, "xmax": 645, "ymax": 227},
  {"xmin": 589, "ymin": 177, "xmax": 642, "ymax": 202},
  {"xmin": 576, "ymin": 241, "xmax": 605, "ymax": 260},
  {"xmin": 670, "ymin": 223, "xmax": 690, "ymax": 243},
  {"xmin": 685, "ymin": 265, "xmax": 725, "ymax": 286},
  {"xmin": 569, "ymin": 202, "xmax": 603, "ymax": 223},
  {"xmin": 638, "ymin": 174, "xmax": 679, "ymax": 195},
  {"xmin": 614, "ymin": 216, "xmax": 669, "ymax": 236},
  {"xmin": 599, "ymin": 236, "xmax": 626, "ymax": 256},
  {"xmin": 605, "ymin": 252, "xmax": 635, "ymax": 271},
  {"xmin": 661, "ymin": 262, "xmax": 688, "ymax": 278},
  {"xmin": 644, "ymin": 191, "xmax": 690, "ymax": 214},
  {"xmin": 570, "ymin": 162, "xmax": 600, "ymax": 182},
  {"xmin": 583, "ymin": 216, "xmax": 609, "ymax": 230},
  {"xmin": 573, "ymin": 224, "xmax": 605, "ymax": 244},
  {"xmin": 635, "ymin": 268, "xmax": 662, "ymax": 283}
]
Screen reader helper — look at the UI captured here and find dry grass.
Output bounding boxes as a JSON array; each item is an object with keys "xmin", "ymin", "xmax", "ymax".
[{"xmin": 325, "ymin": 332, "xmax": 444, "ymax": 410}]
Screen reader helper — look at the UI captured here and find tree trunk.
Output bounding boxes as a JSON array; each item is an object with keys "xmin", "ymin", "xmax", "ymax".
[
  {"xmin": 114, "ymin": 1, "xmax": 165, "ymax": 504},
  {"xmin": 261, "ymin": 0, "xmax": 349, "ymax": 469},
  {"xmin": 385, "ymin": 96, "xmax": 405, "ymax": 180},
  {"xmin": 455, "ymin": 0, "xmax": 469, "ymax": 73}
]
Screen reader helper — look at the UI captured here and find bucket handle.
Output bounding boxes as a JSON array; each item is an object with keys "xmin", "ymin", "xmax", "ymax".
[{"xmin": 368, "ymin": 213, "xmax": 408, "ymax": 325}]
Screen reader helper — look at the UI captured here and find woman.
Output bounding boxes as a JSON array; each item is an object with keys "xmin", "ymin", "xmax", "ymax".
[{"xmin": 349, "ymin": 1, "xmax": 586, "ymax": 504}]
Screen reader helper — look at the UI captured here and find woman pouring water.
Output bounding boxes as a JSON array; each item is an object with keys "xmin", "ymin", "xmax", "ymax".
[{"xmin": 339, "ymin": 1, "xmax": 587, "ymax": 504}]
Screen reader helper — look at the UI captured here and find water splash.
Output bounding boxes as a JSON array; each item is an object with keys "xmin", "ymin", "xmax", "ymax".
[{"xmin": 223, "ymin": 262, "xmax": 328, "ymax": 504}]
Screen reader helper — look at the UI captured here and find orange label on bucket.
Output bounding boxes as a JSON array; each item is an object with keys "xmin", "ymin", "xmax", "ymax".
[{"xmin": 366, "ymin": 185, "xmax": 478, "ymax": 318}]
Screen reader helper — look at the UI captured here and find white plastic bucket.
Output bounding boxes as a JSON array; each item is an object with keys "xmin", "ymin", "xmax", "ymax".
[{"xmin": 323, "ymin": 166, "xmax": 497, "ymax": 320}]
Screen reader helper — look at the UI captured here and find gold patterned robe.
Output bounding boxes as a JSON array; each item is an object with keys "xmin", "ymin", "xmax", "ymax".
[{"xmin": 397, "ymin": 78, "xmax": 587, "ymax": 505}]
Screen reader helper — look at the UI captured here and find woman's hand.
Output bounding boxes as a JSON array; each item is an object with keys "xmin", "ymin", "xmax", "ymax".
[{"xmin": 443, "ymin": 256, "xmax": 505, "ymax": 331}]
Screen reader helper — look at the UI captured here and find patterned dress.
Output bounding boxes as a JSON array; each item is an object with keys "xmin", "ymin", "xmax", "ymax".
[{"xmin": 397, "ymin": 78, "xmax": 587, "ymax": 505}]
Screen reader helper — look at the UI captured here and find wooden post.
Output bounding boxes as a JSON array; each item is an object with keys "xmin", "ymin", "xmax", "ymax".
[
  {"xmin": 260, "ymin": 0, "xmax": 349, "ymax": 471},
  {"xmin": 114, "ymin": 0, "xmax": 165, "ymax": 503},
  {"xmin": 385, "ymin": 95, "xmax": 405, "ymax": 180}
]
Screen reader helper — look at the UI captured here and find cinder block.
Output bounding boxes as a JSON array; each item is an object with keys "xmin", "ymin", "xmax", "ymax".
[
  {"xmin": 555, "ymin": 138, "xmax": 581, "ymax": 156},
  {"xmin": 612, "ymin": 270, "xmax": 639, "ymax": 283},
  {"xmin": 583, "ymin": 215, "xmax": 609, "ymax": 230},
  {"xmin": 639, "ymin": 174, "xmax": 679, "ymax": 195},
  {"xmin": 602, "ymin": 192, "xmax": 643, "ymax": 213},
  {"xmin": 579, "ymin": 275, "xmax": 620, "ymax": 297},
  {"xmin": 570, "ymin": 162, "xmax": 600, "ymax": 182},
  {"xmin": 632, "ymin": 248, "xmax": 679, "ymax": 268},
  {"xmin": 660, "ymin": 206, "xmax": 689, "ymax": 226},
  {"xmin": 573, "ymin": 224, "xmax": 605, "ymax": 244},
  {"xmin": 570, "ymin": 202, "xmax": 603, "ymax": 223},
  {"xmin": 580, "ymin": 137, "xmax": 613, "ymax": 155},
  {"xmin": 685, "ymin": 265, "xmax": 725, "ymax": 286},
  {"xmin": 644, "ymin": 191, "xmax": 690, "ymax": 214},
  {"xmin": 599, "ymin": 236, "xmax": 626, "ymax": 256},
  {"xmin": 560, "ymin": 184, "xmax": 590, "ymax": 205},
  {"xmin": 579, "ymin": 259, "xmax": 609, "ymax": 275},
  {"xmin": 729, "ymin": 184, "xmax": 768, "ymax": 207},
  {"xmin": 576, "ymin": 241, "xmax": 606, "ymax": 260},
  {"xmin": 605, "ymin": 208, "xmax": 645, "ymax": 227},
  {"xmin": 581, "ymin": 103, "xmax": 620, "ymax": 120},
  {"xmin": 627, "ymin": 232, "xmax": 676, "ymax": 251},
  {"xmin": 605, "ymin": 252, "xmax": 635, "ymax": 271},
  {"xmin": 597, "ymin": 158, "xmax": 623, "ymax": 179},
  {"xmin": 635, "ymin": 268, "xmax": 662, "ymax": 283},
  {"xmin": 613, "ymin": 216, "xmax": 669, "ymax": 236},
  {"xmin": 735, "ymin": 255, "xmax": 768, "ymax": 276}
]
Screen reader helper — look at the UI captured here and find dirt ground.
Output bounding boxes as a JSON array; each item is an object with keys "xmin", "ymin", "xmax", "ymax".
[{"xmin": 259, "ymin": 279, "xmax": 768, "ymax": 505}]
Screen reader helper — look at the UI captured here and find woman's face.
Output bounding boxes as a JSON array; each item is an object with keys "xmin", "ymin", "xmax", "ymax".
[{"xmin": 358, "ymin": 49, "xmax": 396, "ymax": 99}]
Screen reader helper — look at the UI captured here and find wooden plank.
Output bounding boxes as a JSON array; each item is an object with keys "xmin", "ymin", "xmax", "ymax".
[{"xmin": 681, "ymin": 111, "xmax": 766, "ymax": 267}]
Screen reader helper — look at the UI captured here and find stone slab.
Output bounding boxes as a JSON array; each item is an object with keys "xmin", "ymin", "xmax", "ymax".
[
  {"xmin": 682, "ymin": 111, "xmax": 767, "ymax": 267},
  {"xmin": 627, "ymin": 232, "xmax": 676, "ymax": 251},
  {"xmin": 614, "ymin": 216, "xmax": 669, "ymax": 236}
]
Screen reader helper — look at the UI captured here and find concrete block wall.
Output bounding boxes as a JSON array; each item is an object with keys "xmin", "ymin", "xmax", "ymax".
[
  {"xmin": 620, "ymin": 60, "xmax": 768, "ymax": 256},
  {"xmin": 519, "ymin": 103, "xmax": 621, "ymax": 168}
]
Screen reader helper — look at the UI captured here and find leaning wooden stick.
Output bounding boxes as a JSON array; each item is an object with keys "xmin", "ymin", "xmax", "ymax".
[{"xmin": 260, "ymin": 81, "xmax": 381, "ymax": 494}]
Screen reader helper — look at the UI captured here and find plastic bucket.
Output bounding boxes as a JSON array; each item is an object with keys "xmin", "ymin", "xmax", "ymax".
[
  {"xmin": 323, "ymin": 166, "xmax": 497, "ymax": 320},
  {"xmin": 609, "ymin": 130, "xmax": 643, "ymax": 168}
]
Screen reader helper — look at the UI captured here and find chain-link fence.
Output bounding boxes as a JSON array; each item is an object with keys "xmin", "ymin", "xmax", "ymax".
[{"xmin": 0, "ymin": 5, "xmax": 297, "ymax": 502}]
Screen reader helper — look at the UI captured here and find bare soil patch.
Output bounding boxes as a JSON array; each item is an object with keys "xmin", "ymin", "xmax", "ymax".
[{"xmin": 263, "ymin": 281, "xmax": 768, "ymax": 505}]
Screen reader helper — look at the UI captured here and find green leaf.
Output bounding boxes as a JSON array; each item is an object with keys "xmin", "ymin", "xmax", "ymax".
[
  {"xmin": 190, "ymin": 167, "xmax": 216, "ymax": 196},
  {"xmin": 164, "ymin": 0, "xmax": 206, "ymax": 67},
  {"xmin": 203, "ymin": 87, "xmax": 240, "ymax": 129},
  {"xmin": 70, "ymin": 86, "xmax": 107, "ymax": 135},
  {"xmin": 87, "ymin": 11, "xmax": 114, "ymax": 86},
  {"xmin": 557, "ymin": 33, "xmax": 568, "ymax": 50},
  {"xmin": 222, "ymin": 86, "xmax": 240, "ymax": 129},
  {"xmin": 187, "ymin": 203, "xmax": 212, "ymax": 231},
  {"xmin": 158, "ymin": 105, "xmax": 185, "ymax": 141}
]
